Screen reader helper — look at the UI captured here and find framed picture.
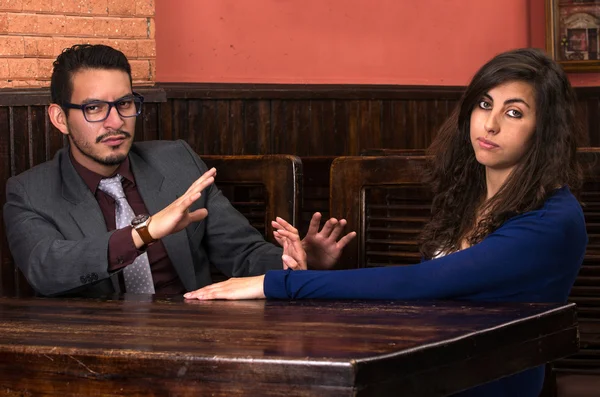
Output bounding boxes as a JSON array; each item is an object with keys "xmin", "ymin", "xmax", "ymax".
[{"xmin": 546, "ymin": 0, "xmax": 600, "ymax": 72}]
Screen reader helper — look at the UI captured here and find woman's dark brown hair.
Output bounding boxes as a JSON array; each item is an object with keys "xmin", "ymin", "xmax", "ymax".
[{"xmin": 419, "ymin": 48, "xmax": 583, "ymax": 259}]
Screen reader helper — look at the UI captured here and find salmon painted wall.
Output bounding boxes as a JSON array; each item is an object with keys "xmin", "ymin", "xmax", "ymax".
[{"xmin": 155, "ymin": 0, "xmax": 600, "ymax": 86}]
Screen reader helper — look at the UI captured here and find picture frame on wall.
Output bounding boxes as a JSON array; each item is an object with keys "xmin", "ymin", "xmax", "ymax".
[{"xmin": 546, "ymin": 0, "xmax": 600, "ymax": 72}]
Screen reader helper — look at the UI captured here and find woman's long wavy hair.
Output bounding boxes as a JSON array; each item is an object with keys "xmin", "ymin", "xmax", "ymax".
[{"xmin": 419, "ymin": 48, "xmax": 584, "ymax": 259}]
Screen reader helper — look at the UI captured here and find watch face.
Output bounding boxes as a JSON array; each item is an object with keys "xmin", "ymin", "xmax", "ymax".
[{"xmin": 131, "ymin": 214, "xmax": 150, "ymax": 226}]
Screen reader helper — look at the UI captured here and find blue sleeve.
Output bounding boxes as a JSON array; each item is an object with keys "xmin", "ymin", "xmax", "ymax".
[{"xmin": 264, "ymin": 200, "xmax": 587, "ymax": 303}]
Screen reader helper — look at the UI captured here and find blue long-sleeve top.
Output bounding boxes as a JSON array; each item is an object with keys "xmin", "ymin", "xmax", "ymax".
[{"xmin": 264, "ymin": 186, "xmax": 587, "ymax": 396}]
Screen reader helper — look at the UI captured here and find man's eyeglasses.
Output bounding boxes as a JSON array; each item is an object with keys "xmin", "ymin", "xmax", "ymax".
[{"xmin": 62, "ymin": 92, "xmax": 144, "ymax": 122}]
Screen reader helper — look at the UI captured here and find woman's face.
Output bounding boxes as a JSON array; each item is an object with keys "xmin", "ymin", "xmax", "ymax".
[{"xmin": 469, "ymin": 80, "xmax": 537, "ymax": 175}]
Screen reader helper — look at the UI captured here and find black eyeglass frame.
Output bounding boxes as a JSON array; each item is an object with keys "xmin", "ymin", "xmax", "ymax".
[{"xmin": 62, "ymin": 92, "xmax": 145, "ymax": 122}]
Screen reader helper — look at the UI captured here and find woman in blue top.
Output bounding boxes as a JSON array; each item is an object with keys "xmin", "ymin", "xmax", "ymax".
[{"xmin": 185, "ymin": 48, "xmax": 588, "ymax": 396}]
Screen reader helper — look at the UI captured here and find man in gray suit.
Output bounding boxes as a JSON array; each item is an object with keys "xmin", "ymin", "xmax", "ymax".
[{"xmin": 3, "ymin": 44, "xmax": 354, "ymax": 298}]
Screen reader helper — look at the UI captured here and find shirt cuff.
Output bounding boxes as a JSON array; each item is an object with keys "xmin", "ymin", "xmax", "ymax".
[{"xmin": 107, "ymin": 226, "xmax": 145, "ymax": 272}]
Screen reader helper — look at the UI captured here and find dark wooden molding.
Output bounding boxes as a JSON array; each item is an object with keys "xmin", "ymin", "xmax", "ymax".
[
  {"xmin": 0, "ymin": 86, "xmax": 167, "ymax": 106},
  {"xmin": 157, "ymin": 82, "xmax": 467, "ymax": 100},
  {"xmin": 2, "ymin": 83, "xmax": 598, "ymax": 104}
]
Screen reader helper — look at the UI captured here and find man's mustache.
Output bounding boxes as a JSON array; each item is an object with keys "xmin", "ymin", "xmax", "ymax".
[{"xmin": 96, "ymin": 130, "xmax": 132, "ymax": 144}]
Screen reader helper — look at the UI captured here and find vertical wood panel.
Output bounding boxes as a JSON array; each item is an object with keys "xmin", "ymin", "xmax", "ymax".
[
  {"xmin": 0, "ymin": 107, "xmax": 12, "ymax": 297},
  {"xmin": 297, "ymin": 100, "xmax": 312, "ymax": 156},
  {"xmin": 172, "ymin": 99, "xmax": 189, "ymax": 143},
  {"xmin": 229, "ymin": 100, "xmax": 244, "ymax": 154},
  {"xmin": 30, "ymin": 106, "xmax": 47, "ymax": 167},
  {"xmin": 140, "ymin": 103, "xmax": 160, "ymax": 142},
  {"xmin": 216, "ymin": 100, "xmax": 230, "ymax": 154},
  {"xmin": 199, "ymin": 101, "xmax": 218, "ymax": 155},
  {"xmin": 244, "ymin": 100, "xmax": 270, "ymax": 154},
  {"xmin": 334, "ymin": 101, "xmax": 350, "ymax": 155},
  {"xmin": 270, "ymin": 100, "xmax": 286, "ymax": 153},
  {"xmin": 158, "ymin": 99, "xmax": 173, "ymax": 141}
]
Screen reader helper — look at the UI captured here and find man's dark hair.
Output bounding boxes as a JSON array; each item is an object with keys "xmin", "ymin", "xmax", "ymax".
[{"xmin": 50, "ymin": 44, "xmax": 132, "ymax": 110}]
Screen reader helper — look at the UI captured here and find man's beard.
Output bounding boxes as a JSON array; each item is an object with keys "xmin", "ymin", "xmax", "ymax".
[{"xmin": 68, "ymin": 129, "xmax": 132, "ymax": 166}]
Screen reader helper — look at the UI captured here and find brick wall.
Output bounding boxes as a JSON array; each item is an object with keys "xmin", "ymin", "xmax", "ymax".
[{"xmin": 0, "ymin": 0, "xmax": 155, "ymax": 88}]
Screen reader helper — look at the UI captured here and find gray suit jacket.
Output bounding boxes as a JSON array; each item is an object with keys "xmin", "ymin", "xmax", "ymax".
[{"xmin": 4, "ymin": 140, "xmax": 283, "ymax": 297}]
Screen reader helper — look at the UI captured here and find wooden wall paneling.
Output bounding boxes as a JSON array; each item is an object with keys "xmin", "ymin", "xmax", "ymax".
[
  {"xmin": 244, "ymin": 100, "xmax": 270, "ymax": 154},
  {"xmin": 279, "ymin": 101, "xmax": 299, "ymax": 154},
  {"xmin": 347, "ymin": 100, "xmax": 360, "ymax": 155},
  {"xmin": 10, "ymin": 106, "xmax": 35, "ymax": 296},
  {"xmin": 585, "ymin": 98, "xmax": 599, "ymax": 147},
  {"xmin": 312, "ymin": 100, "xmax": 339, "ymax": 155},
  {"xmin": 184, "ymin": 99, "xmax": 202, "ymax": 153},
  {"xmin": 333, "ymin": 100, "xmax": 350, "ymax": 155},
  {"xmin": 270, "ymin": 100, "xmax": 285, "ymax": 154},
  {"xmin": 297, "ymin": 100, "xmax": 312, "ymax": 156},
  {"xmin": 171, "ymin": 98, "xmax": 190, "ymax": 143},
  {"xmin": 194, "ymin": 100, "xmax": 216, "ymax": 155},
  {"xmin": 0, "ymin": 107, "xmax": 12, "ymax": 297},
  {"xmin": 29, "ymin": 106, "xmax": 47, "ymax": 167},
  {"xmin": 138, "ymin": 103, "xmax": 160, "ymax": 141},
  {"xmin": 229, "ymin": 100, "xmax": 245, "ymax": 154},
  {"xmin": 216, "ymin": 100, "xmax": 231, "ymax": 154},
  {"xmin": 357, "ymin": 100, "xmax": 382, "ymax": 151},
  {"xmin": 158, "ymin": 99, "xmax": 174, "ymax": 141}
]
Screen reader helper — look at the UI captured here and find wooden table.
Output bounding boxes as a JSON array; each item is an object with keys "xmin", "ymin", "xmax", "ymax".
[{"xmin": 0, "ymin": 296, "xmax": 578, "ymax": 396}]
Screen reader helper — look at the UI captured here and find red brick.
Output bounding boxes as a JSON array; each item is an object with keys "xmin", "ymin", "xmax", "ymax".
[
  {"xmin": 37, "ymin": 58, "xmax": 53, "ymax": 78},
  {"xmin": 137, "ymin": 39, "xmax": 154, "ymax": 58},
  {"xmin": 107, "ymin": 0, "xmax": 135, "ymax": 16},
  {"xmin": 105, "ymin": 38, "xmax": 137, "ymax": 58},
  {"xmin": 53, "ymin": 37, "xmax": 81, "ymax": 56},
  {"xmin": 64, "ymin": 16, "xmax": 93, "ymax": 36},
  {"xmin": 80, "ymin": 0, "xmax": 107, "ymax": 15},
  {"xmin": 135, "ymin": 0, "xmax": 153, "ymax": 16},
  {"xmin": 37, "ymin": 14, "xmax": 66, "ymax": 35},
  {"xmin": 120, "ymin": 17, "xmax": 146, "ymax": 38},
  {"xmin": 24, "ymin": 36, "xmax": 54, "ymax": 57},
  {"xmin": 36, "ymin": 36, "xmax": 54, "ymax": 56},
  {"xmin": 0, "ymin": 0, "xmax": 22, "ymax": 11},
  {"xmin": 0, "ymin": 35, "xmax": 23, "ymax": 56},
  {"xmin": 12, "ymin": 79, "xmax": 46, "ymax": 87},
  {"xmin": 0, "ymin": 13, "xmax": 8, "ymax": 33},
  {"xmin": 7, "ymin": 58, "xmax": 38, "ymax": 78},
  {"xmin": 93, "ymin": 17, "xmax": 122, "ymax": 37},
  {"xmin": 51, "ymin": 0, "xmax": 80, "ymax": 14},
  {"xmin": 129, "ymin": 59, "xmax": 148, "ymax": 80},
  {"xmin": 0, "ymin": 80, "xmax": 13, "ymax": 88},
  {"xmin": 0, "ymin": 58, "xmax": 9, "ymax": 78},
  {"xmin": 7, "ymin": 13, "xmax": 37, "ymax": 34},
  {"xmin": 23, "ymin": 35, "xmax": 36, "ymax": 55},
  {"xmin": 149, "ymin": 59, "xmax": 155, "ymax": 80},
  {"xmin": 22, "ymin": 0, "xmax": 51, "ymax": 12},
  {"xmin": 85, "ymin": 37, "xmax": 107, "ymax": 46},
  {"xmin": 148, "ymin": 17, "xmax": 154, "ymax": 39}
]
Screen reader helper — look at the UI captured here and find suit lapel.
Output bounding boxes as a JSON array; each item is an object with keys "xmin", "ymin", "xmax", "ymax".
[
  {"xmin": 59, "ymin": 149, "xmax": 107, "ymax": 236},
  {"xmin": 129, "ymin": 148, "xmax": 197, "ymax": 291}
]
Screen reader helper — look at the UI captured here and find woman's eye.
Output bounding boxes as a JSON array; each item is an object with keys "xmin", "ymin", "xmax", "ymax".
[
  {"xmin": 507, "ymin": 109, "xmax": 523, "ymax": 118},
  {"xmin": 478, "ymin": 100, "xmax": 492, "ymax": 109}
]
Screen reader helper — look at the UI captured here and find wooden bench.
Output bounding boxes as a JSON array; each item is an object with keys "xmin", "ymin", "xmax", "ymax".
[
  {"xmin": 329, "ymin": 155, "xmax": 430, "ymax": 269},
  {"xmin": 328, "ymin": 152, "xmax": 600, "ymax": 396}
]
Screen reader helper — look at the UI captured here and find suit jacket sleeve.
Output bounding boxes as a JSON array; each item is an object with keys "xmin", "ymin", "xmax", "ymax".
[
  {"xmin": 4, "ymin": 176, "xmax": 116, "ymax": 297},
  {"xmin": 178, "ymin": 141, "xmax": 284, "ymax": 277}
]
